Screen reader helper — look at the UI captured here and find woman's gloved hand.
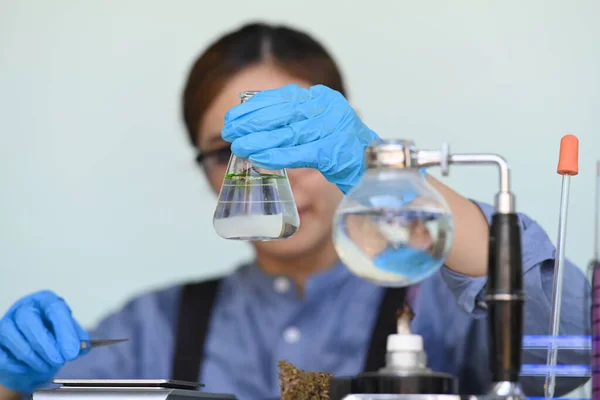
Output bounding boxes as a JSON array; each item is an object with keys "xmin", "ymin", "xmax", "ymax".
[
  {"xmin": 0, "ymin": 291, "xmax": 89, "ymax": 393},
  {"xmin": 222, "ymin": 84, "xmax": 380, "ymax": 194}
]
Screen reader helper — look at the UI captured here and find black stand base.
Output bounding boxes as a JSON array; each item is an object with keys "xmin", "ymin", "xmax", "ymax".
[{"xmin": 329, "ymin": 371, "xmax": 458, "ymax": 400}]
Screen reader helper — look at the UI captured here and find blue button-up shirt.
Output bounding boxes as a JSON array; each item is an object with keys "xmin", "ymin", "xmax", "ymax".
[{"xmin": 52, "ymin": 201, "xmax": 591, "ymax": 399}]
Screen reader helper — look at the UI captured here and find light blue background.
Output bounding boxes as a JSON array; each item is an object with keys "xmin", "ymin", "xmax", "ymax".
[{"xmin": 1, "ymin": 6, "xmax": 598, "ymax": 392}]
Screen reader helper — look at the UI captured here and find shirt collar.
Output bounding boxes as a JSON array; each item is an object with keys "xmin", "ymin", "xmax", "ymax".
[
  {"xmin": 242, "ymin": 259, "xmax": 355, "ymax": 301},
  {"xmin": 239, "ymin": 260, "xmax": 421, "ymax": 304}
]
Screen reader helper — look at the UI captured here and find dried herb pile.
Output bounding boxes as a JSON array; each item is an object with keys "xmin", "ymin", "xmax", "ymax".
[
  {"xmin": 278, "ymin": 302, "xmax": 415, "ymax": 399},
  {"xmin": 278, "ymin": 360, "xmax": 333, "ymax": 400}
]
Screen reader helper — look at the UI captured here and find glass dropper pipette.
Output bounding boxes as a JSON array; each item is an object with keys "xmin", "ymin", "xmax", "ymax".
[{"xmin": 545, "ymin": 134, "xmax": 580, "ymax": 400}]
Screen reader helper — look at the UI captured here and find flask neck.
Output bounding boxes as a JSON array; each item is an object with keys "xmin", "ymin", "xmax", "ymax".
[
  {"xmin": 239, "ymin": 91, "xmax": 260, "ymax": 103},
  {"xmin": 366, "ymin": 165, "xmax": 421, "ymax": 172},
  {"xmin": 364, "ymin": 166, "xmax": 423, "ymax": 180}
]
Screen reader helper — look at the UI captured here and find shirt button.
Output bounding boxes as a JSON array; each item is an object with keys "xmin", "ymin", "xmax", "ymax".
[
  {"xmin": 283, "ymin": 326, "xmax": 301, "ymax": 344},
  {"xmin": 273, "ymin": 277, "xmax": 290, "ymax": 293}
]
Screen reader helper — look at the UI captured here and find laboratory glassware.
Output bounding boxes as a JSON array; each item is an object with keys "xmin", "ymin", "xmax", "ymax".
[
  {"xmin": 332, "ymin": 139, "xmax": 454, "ymax": 287},
  {"xmin": 545, "ymin": 134, "xmax": 579, "ymax": 400},
  {"xmin": 332, "ymin": 138, "xmax": 527, "ymax": 400},
  {"xmin": 213, "ymin": 91, "xmax": 300, "ymax": 241}
]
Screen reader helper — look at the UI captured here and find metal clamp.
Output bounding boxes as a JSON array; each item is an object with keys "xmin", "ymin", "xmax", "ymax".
[{"xmin": 365, "ymin": 139, "xmax": 515, "ymax": 214}]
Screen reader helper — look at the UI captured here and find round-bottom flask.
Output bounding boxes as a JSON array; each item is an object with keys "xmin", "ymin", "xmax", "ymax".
[
  {"xmin": 213, "ymin": 91, "xmax": 300, "ymax": 241},
  {"xmin": 332, "ymin": 139, "xmax": 454, "ymax": 287}
]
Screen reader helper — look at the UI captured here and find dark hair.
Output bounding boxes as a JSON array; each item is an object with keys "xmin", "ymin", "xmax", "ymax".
[{"xmin": 182, "ymin": 22, "xmax": 347, "ymax": 147}]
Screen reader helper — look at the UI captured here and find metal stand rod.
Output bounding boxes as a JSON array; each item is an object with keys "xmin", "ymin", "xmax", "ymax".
[
  {"xmin": 415, "ymin": 144, "xmax": 525, "ymax": 400},
  {"xmin": 448, "ymin": 154, "xmax": 510, "ymax": 195},
  {"xmin": 417, "ymin": 146, "xmax": 513, "ymax": 214}
]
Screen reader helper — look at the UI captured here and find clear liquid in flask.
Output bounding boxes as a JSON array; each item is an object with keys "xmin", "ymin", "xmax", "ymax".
[
  {"xmin": 333, "ymin": 205, "xmax": 452, "ymax": 287},
  {"xmin": 213, "ymin": 156, "xmax": 300, "ymax": 241}
]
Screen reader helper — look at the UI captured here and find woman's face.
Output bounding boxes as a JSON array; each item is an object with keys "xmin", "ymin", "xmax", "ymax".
[{"xmin": 196, "ymin": 63, "xmax": 344, "ymax": 259}]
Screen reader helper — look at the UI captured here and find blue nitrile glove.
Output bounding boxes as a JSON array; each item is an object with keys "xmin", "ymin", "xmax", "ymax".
[
  {"xmin": 221, "ymin": 84, "xmax": 380, "ymax": 194},
  {"xmin": 0, "ymin": 291, "xmax": 90, "ymax": 393},
  {"xmin": 373, "ymin": 246, "xmax": 443, "ymax": 285}
]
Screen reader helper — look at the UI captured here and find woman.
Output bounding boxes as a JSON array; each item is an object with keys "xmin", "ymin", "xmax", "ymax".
[{"xmin": 0, "ymin": 22, "xmax": 590, "ymax": 400}]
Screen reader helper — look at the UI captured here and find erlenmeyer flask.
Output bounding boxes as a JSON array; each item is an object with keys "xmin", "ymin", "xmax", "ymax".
[{"xmin": 213, "ymin": 91, "xmax": 300, "ymax": 241}]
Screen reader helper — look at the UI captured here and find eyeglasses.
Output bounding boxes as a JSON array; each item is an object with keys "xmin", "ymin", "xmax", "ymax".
[{"xmin": 196, "ymin": 146, "xmax": 232, "ymax": 170}]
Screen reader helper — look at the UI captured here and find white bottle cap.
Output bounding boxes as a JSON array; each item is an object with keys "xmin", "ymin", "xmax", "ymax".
[{"xmin": 387, "ymin": 333, "xmax": 423, "ymax": 352}]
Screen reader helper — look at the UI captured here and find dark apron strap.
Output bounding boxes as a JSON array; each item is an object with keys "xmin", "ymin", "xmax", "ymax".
[
  {"xmin": 171, "ymin": 277, "xmax": 224, "ymax": 382},
  {"xmin": 172, "ymin": 278, "xmax": 406, "ymax": 380},
  {"xmin": 363, "ymin": 287, "xmax": 408, "ymax": 372}
]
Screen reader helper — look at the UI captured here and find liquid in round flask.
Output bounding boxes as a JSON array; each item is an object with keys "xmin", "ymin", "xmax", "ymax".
[
  {"xmin": 213, "ymin": 145, "xmax": 300, "ymax": 241},
  {"xmin": 333, "ymin": 168, "xmax": 454, "ymax": 287}
]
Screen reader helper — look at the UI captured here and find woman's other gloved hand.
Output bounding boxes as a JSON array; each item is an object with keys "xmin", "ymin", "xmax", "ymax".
[
  {"xmin": 222, "ymin": 84, "xmax": 380, "ymax": 194},
  {"xmin": 0, "ymin": 291, "xmax": 89, "ymax": 393}
]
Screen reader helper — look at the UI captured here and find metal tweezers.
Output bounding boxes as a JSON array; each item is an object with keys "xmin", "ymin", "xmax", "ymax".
[{"xmin": 80, "ymin": 339, "xmax": 129, "ymax": 350}]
